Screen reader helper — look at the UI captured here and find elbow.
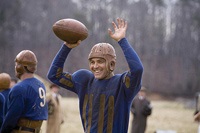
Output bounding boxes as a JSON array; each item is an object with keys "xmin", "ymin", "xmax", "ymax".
[
  {"xmin": 135, "ymin": 64, "xmax": 144, "ymax": 76},
  {"xmin": 129, "ymin": 65, "xmax": 143, "ymax": 78},
  {"xmin": 139, "ymin": 64, "xmax": 144, "ymax": 74},
  {"xmin": 47, "ymin": 70, "xmax": 55, "ymax": 82},
  {"xmin": 129, "ymin": 61, "xmax": 144, "ymax": 75}
]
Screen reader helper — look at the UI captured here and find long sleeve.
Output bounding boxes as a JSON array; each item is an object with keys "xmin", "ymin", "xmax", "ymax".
[
  {"xmin": 1, "ymin": 93, "xmax": 24, "ymax": 133},
  {"xmin": 48, "ymin": 44, "xmax": 71, "ymax": 70},
  {"xmin": 118, "ymin": 38, "xmax": 143, "ymax": 100},
  {"xmin": 47, "ymin": 44, "xmax": 75, "ymax": 91},
  {"xmin": 0, "ymin": 94, "xmax": 5, "ymax": 129},
  {"xmin": 118, "ymin": 38, "xmax": 143, "ymax": 74}
]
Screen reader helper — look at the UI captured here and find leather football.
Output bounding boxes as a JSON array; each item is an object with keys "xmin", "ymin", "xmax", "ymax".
[{"xmin": 52, "ymin": 18, "xmax": 88, "ymax": 44}]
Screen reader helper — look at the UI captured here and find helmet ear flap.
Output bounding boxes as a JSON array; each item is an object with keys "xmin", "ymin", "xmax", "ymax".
[
  {"xmin": 15, "ymin": 63, "xmax": 25, "ymax": 79},
  {"xmin": 16, "ymin": 64, "xmax": 24, "ymax": 73},
  {"xmin": 109, "ymin": 61, "xmax": 116, "ymax": 71}
]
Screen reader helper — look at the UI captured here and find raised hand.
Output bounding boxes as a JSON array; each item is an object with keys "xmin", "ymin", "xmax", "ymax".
[{"xmin": 108, "ymin": 18, "xmax": 128, "ymax": 42}]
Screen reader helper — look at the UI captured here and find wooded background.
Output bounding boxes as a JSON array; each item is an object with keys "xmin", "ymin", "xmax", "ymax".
[{"xmin": 0, "ymin": 0, "xmax": 200, "ymax": 97}]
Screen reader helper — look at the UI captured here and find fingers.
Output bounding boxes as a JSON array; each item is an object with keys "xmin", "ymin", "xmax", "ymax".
[
  {"xmin": 113, "ymin": 18, "xmax": 127, "ymax": 29},
  {"xmin": 112, "ymin": 21, "xmax": 117, "ymax": 30},
  {"xmin": 117, "ymin": 18, "xmax": 122, "ymax": 28},
  {"xmin": 124, "ymin": 20, "xmax": 128, "ymax": 30},
  {"xmin": 108, "ymin": 18, "xmax": 127, "ymax": 41},
  {"xmin": 108, "ymin": 28, "xmax": 113, "ymax": 36},
  {"xmin": 64, "ymin": 40, "xmax": 81, "ymax": 48}
]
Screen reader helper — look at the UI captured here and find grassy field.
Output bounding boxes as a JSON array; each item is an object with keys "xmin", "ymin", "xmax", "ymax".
[{"xmin": 41, "ymin": 97, "xmax": 198, "ymax": 133}]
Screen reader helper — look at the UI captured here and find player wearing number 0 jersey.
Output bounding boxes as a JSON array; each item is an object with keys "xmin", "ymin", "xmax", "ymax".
[{"xmin": 0, "ymin": 50, "xmax": 48, "ymax": 133}]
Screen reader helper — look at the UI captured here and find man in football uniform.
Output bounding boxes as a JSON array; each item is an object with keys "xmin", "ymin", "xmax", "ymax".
[
  {"xmin": 0, "ymin": 73, "xmax": 11, "ymax": 117},
  {"xmin": 0, "ymin": 50, "xmax": 48, "ymax": 133},
  {"xmin": 0, "ymin": 93, "xmax": 5, "ymax": 128},
  {"xmin": 48, "ymin": 18, "xmax": 143, "ymax": 133}
]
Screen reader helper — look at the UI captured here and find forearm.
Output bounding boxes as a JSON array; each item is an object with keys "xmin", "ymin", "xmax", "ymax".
[
  {"xmin": 47, "ymin": 44, "xmax": 75, "ymax": 90},
  {"xmin": 47, "ymin": 44, "xmax": 71, "ymax": 80},
  {"xmin": 119, "ymin": 38, "xmax": 143, "ymax": 98},
  {"xmin": 118, "ymin": 38, "xmax": 143, "ymax": 74}
]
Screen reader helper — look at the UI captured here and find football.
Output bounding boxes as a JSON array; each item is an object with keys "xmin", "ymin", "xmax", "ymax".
[{"xmin": 52, "ymin": 18, "xmax": 88, "ymax": 44}]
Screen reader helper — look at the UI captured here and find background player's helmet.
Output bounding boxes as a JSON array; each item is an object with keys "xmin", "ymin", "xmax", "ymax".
[
  {"xmin": 15, "ymin": 50, "xmax": 37, "ymax": 79},
  {"xmin": 88, "ymin": 43, "xmax": 116, "ymax": 72},
  {"xmin": 0, "ymin": 73, "xmax": 11, "ymax": 90}
]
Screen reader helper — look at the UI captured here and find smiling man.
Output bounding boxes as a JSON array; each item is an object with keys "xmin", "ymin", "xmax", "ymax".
[
  {"xmin": 47, "ymin": 18, "xmax": 143, "ymax": 133},
  {"xmin": 88, "ymin": 43, "xmax": 116, "ymax": 80}
]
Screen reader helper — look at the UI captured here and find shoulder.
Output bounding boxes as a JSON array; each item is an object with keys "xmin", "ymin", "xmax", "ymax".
[
  {"xmin": 9, "ymin": 79, "xmax": 34, "ymax": 96},
  {"xmin": 31, "ymin": 77, "xmax": 45, "ymax": 86},
  {"xmin": 73, "ymin": 69, "xmax": 93, "ymax": 79},
  {"xmin": 72, "ymin": 69, "xmax": 93, "ymax": 86},
  {"xmin": 74, "ymin": 69, "xmax": 92, "ymax": 75},
  {"xmin": 1, "ymin": 89, "xmax": 10, "ymax": 96},
  {"xmin": 10, "ymin": 82, "xmax": 26, "ymax": 97},
  {"xmin": 26, "ymin": 77, "xmax": 46, "ymax": 90}
]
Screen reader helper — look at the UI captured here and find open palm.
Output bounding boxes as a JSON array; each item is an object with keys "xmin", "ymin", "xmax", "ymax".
[{"xmin": 108, "ymin": 18, "xmax": 127, "ymax": 42}]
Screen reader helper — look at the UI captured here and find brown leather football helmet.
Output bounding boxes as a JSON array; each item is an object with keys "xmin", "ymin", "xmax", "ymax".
[
  {"xmin": 88, "ymin": 43, "xmax": 116, "ymax": 72},
  {"xmin": 0, "ymin": 73, "xmax": 11, "ymax": 90},
  {"xmin": 15, "ymin": 50, "xmax": 37, "ymax": 79}
]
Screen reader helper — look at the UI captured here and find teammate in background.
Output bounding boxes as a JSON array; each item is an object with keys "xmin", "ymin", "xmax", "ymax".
[
  {"xmin": 0, "ymin": 93, "xmax": 5, "ymax": 128},
  {"xmin": 194, "ymin": 92, "xmax": 200, "ymax": 133},
  {"xmin": 130, "ymin": 87, "xmax": 152, "ymax": 133},
  {"xmin": 0, "ymin": 50, "xmax": 48, "ymax": 133},
  {"xmin": 194, "ymin": 112, "xmax": 200, "ymax": 121},
  {"xmin": 46, "ymin": 84, "xmax": 64, "ymax": 133},
  {"xmin": 10, "ymin": 77, "xmax": 18, "ymax": 88},
  {"xmin": 194, "ymin": 112, "xmax": 200, "ymax": 133},
  {"xmin": 47, "ymin": 18, "xmax": 143, "ymax": 133},
  {"xmin": 0, "ymin": 73, "xmax": 11, "ymax": 117}
]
